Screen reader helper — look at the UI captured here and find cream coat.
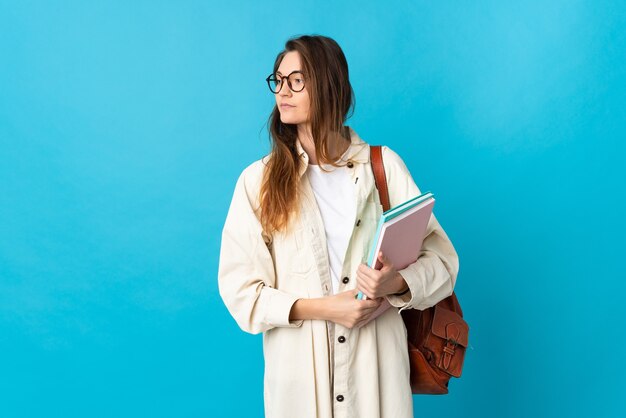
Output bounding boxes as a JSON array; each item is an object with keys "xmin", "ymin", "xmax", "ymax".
[{"xmin": 218, "ymin": 127, "xmax": 459, "ymax": 418}]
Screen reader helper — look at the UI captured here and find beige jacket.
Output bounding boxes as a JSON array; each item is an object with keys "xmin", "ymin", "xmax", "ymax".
[{"xmin": 218, "ymin": 127, "xmax": 459, "ymax": 418}]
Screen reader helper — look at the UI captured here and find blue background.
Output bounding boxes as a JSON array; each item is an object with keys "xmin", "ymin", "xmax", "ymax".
[{"xmin": 1, "ymin": 1, "xmax": 625, "ymax": 417}]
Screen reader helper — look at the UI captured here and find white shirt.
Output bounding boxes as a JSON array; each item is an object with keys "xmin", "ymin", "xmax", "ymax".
[{"xmin": 306, "ymin": 158, "xmax": 356, "ymax": 294}]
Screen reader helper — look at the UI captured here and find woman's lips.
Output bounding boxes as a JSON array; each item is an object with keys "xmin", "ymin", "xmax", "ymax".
[{"xmin": 280, "ymin": 104, "xmax": 295, "ymax": 109}]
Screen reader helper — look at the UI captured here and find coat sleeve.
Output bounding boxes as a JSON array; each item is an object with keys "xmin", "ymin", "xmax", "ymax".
[
  {"xmin": 217, "ymin": 163, "xmax": 304, "ymax": 334},
  {"xmin": 380, "ymin": 146, "xmax": 460, "ymax": 312}
]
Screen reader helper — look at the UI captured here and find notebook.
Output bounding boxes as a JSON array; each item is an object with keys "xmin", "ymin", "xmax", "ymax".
[{"xmin": 357, "ymin": 191, "xmax": 435, "ymax": 300}]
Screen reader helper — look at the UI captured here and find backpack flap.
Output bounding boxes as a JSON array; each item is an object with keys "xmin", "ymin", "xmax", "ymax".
[{"xmin": 429, "ymin": 305, "xmax": 469, "ymax": 378}]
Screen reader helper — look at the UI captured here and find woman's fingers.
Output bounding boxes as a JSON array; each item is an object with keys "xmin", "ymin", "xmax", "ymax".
[
  {"xmin": 357, "ymin": 263, "xmax": 377, "ymax": 282},
  {"xmin": 330, "ymin": 290, "xmax": 384, "ymax": 328},
  {"xmin": 357, "ymin": 281, "xmax": 375, "ymax": 299},
  {"xmin": 355, "ymin": 306, "xmax": 386, "ymax": 328},
  {"xmin": 359, "ymin": 298, "xmax": 381, "ymax": 310},
  {"xmin": 357, "ymin": 285, "xmax": 371, "ymax": 299},
  {"xmin": 357, "ymin": 307, "xmax": 377, "ymax": 319},
  {"xmin": 357, "ymin": 274, "xmax": 374, "ymax": 290},
  {"xmin": 360, "ymin": 284, "xmax": 376, "ymax": 299},
  {"xmin": 358, "ymin": 274, "xmax": 387, "ymax": 299}
]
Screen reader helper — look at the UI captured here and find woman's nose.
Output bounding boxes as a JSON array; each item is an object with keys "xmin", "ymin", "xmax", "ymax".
[{"xmin": 279, "ymin": 82, "xmax": 292, "ymax": 96}]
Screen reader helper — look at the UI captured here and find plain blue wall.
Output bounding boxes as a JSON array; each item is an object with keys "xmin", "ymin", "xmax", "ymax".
[{"xmin": 1, "ymin": 1, "xmax": 625, "ymax": 417}]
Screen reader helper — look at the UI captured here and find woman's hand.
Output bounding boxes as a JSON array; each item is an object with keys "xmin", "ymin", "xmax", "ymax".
[
  {"xmin": 323, "ymin": 289, "xmax": 383, "ymax": 329},
  {"xmin": 356, "ymin": 251, "xmax": 409, "ymax": 299}
]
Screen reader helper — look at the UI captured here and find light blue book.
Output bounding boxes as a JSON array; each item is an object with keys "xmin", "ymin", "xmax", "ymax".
[{"xmin": 356, "ymin": 191, "xmax": 435, "ymax": 300}]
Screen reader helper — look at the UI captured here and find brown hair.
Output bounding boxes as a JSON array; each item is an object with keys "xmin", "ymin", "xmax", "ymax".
[{"xmin": 259, "ymin": 35, "xmax": 356, "ymax": 237}]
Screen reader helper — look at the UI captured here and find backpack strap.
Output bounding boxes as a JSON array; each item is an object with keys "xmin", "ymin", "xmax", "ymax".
[{"xmin": 370, "ymin": 145, "xmax": 390, "ymax": 212}]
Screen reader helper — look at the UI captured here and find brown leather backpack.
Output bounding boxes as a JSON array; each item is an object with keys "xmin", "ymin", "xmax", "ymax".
[{"xmin": 370, "ymin": 145, "xmax": 469, "ymax": 394}]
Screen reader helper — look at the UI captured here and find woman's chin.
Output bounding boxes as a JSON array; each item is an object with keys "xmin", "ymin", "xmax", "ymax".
[{"xmin": 280, "ymin": 116, "xmax": 305, "ymax": 125}]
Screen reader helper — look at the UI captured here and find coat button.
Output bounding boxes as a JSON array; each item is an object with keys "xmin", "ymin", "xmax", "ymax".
[
  {"xmin": 342, "ymin": 276, "xmax": 349, "ymax": 284},
  {"xmin": 336, "ymin": 395, "xmax": 344, "ymax": 402},
  {"xmin": 347, "ymin": 161, "xmax": 354, "ymax": 168},
  {"xmin": 338, "ymin": 336, "xmax": 346, "ymax": 343}
]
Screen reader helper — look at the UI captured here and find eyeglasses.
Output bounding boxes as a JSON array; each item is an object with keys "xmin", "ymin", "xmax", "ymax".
[{"xmin": 265, "ymin": 70, "xmax": 306, "ymax": 94}]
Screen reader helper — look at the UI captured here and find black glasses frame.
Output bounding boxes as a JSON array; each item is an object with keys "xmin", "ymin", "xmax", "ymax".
[{"xmin": 265, "ymin": 70, "xmax": 306, "ymax": 94}]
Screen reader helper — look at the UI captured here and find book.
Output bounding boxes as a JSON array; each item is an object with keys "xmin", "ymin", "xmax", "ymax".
[{"xmin": 357, "ymin": 191, "xmax": 435, "ymax": 300}]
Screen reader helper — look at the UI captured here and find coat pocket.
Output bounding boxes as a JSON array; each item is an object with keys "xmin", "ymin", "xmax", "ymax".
[{"xmin": 290, "ymin": 224, "xmax": 314, "ymax": 275}]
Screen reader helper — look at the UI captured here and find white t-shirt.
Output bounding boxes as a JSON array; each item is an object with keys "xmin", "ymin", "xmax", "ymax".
[{"xmin": 306, "ymin": 160, "xmax": 356, "ymax": 294}]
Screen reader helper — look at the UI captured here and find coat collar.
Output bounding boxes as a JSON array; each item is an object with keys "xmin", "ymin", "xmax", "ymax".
[{"xmin": 295, "ymin": 126, "xmax": 370, "ymax": 177}]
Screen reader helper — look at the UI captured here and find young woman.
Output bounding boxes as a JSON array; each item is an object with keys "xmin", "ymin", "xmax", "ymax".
[{"xmin": 218, "ymin": 35, "xmax": 459, "ymax": 418}]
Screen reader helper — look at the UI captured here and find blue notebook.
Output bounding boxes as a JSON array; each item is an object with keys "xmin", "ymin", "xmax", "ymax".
[{"xmin": 356, "ymin": 191, "xmax": 435, "ymax": 300}]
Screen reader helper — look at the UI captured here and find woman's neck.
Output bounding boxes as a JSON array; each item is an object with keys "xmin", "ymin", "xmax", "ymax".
[{"xmin": 297, "ymin": 125, "xmax": 350, "ymax": 165}]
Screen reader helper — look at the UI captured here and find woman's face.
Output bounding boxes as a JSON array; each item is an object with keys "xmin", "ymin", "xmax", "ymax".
[{"xmin": 274, "ymin": 51, "xmax": 310, "ymax": 126}]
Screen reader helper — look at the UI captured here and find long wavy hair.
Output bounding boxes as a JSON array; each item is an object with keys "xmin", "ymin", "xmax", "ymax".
[{"xmin": 259, "ymin": 35, "xmax": 356, "ymax": 237}]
